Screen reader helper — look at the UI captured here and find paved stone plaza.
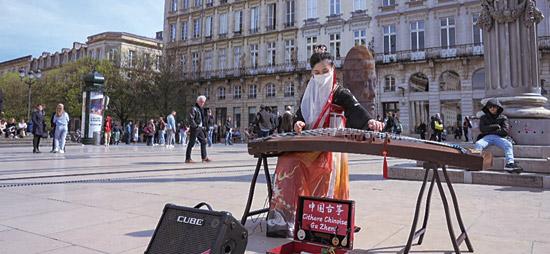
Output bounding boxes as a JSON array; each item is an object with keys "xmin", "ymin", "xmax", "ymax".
[{"xmin": 0, "ymin": 144, "xmax": 549, "ymax": 254}]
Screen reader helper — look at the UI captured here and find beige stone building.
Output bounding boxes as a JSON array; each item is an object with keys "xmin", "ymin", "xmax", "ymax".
[
  {"xmin": 164, "ymin": 0, "xmax": 375, "ymax": 130},
  {"xmin": 165, "ymin": 0, "xmax": 550, "ymax": 135},
  {"xmin": 0, "ymin": 55, "xmax": 32, "ymax": 77},
  {"xmin": 28, "ymin": 32, "xmax": 162, "ymax": 72},
  {"xmin": 372, "ymin": 0, "xmax": 550, "ymax": 135},
  {"xmin": 164, "ymin": 0, "xmax": 303, "ymax": 130}
]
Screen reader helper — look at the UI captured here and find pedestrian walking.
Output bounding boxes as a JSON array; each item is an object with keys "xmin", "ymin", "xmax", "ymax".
[
  {"xmin": 256, "ymin": 105, "xmax": 273, "ymax": 138},
  {"xmin": 31, "ymin": 104, "xmax": 46, "ymax": 153},
  {"xmin": 158, "ymin": 116, "xmax": 166, "ymax": 145},
  {"xmin": 104, "ymin": 115, "xmax": 112, "ymax": 146},
  {"xmin": 166, "ymin": 111, "xmax": 177, "ymax": 148},
  {"xmin": 144, "ymin": 119, "xmax": 155, "ymax": 146},
  {"xmin": 125, "ymin": 121, "xmax": 133, "ymax": 144},
  {"xmin": 225, "ymin": 117, "xmax": 233, "ymax": 145},
  {"xmin": 112, "ymin": 123, "xmax": 122, "ymax": 145},
  {"xmin": 281, "ymin": 106, "xmax": 293, "ymax": 133},
  {"xmin": 207, "ymin": 109, "xmax": 214, "ymax": 147},
  {"xmin": 463, "ymin": 116, "xmax": 472, "ymax": 142},
  {"xmin": 52, "ymin": 104, "xmax": 69, "ymax": 154},
  {"xmin": 185, "ymin": 95, "xmax": 210, "ymax": 163}
]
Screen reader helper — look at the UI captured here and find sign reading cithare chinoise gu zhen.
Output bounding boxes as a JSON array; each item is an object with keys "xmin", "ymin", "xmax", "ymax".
[
  {"xmin": 302, "ymin": 199, "xmax": 350, "ymax": 236},
  {"xmin": 296, "ymin": 196, "xmax": 355, "ymax": 250}
]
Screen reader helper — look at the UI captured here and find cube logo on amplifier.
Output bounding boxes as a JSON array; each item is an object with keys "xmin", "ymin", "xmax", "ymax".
[
  {"xmin": 176, "ymin": 216, "xmax": 205, "ymax": 226},
  {"xmin": 146, "ymin": 203, "xmax": 248, "ymax": 254}
]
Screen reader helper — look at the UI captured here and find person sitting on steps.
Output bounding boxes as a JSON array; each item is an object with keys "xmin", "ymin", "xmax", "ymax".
[{"xmin": 475, "ymin": 99, "xmax": 522, "ymax": 174}]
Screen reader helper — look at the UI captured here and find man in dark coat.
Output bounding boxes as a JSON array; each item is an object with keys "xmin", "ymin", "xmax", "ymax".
[
  {"xmin": 475, "ymin": 99, "xmax": 522, "ymax": 173},
  {"xmin": 185, "ymin": 95, "xmax": 210, "ymax": 163},
  {"xmin": 256, "ymin": 105, "xmax": 273, "ymax": 137},
  {"xmin": 280, "ymin": 106, "xmax": 294, "ymax": 133},
  {"xmin": 31, "ymin": 104, "xmax": 46, "ymax": 153}
]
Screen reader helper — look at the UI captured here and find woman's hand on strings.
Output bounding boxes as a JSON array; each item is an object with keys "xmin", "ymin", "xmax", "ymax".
[
  {"xmin": 368, "ymin": 119, "xmax": 384, "ymax": 132},
  {"xmin": 294, "ymin": 121, "xmax": 306, "ymax": 134}
]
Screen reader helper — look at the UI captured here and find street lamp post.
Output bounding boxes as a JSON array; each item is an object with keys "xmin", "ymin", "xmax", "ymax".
[{"xmin": 18, "ymin": 69, "xmax": 42, "ymax": 121}]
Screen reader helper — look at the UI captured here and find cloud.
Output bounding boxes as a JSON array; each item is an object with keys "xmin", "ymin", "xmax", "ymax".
[{"xmin": 0, "ymin": 0, "xmax": 163, "ymax": 62}]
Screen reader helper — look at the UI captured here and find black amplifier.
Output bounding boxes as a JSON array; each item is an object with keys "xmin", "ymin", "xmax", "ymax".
[{"xmin": 145, "ymin": 203, "xmax": 248, "ymax": 254}]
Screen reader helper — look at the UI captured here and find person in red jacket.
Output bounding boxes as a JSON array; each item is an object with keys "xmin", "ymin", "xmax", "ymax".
[{"xmin": 104, "ymin": 116, "xmax": 112, "ymax": 146}]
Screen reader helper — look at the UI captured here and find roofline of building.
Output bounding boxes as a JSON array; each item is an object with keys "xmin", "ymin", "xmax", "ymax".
[
  {"xmin": 87, "ymin": 31, "xmax": 163, "ymax": 45},
  {"xmin": 0, "ymin": 55, "xmax": 32, "ymax": 67}
]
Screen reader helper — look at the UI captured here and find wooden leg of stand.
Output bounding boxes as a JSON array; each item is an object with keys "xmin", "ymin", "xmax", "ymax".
[
  {"xmin": 404, "ymin": 166, "xmax": 431, "ymax": 253},
  {"xmin": 263, "ymin": 156, "xmax": 273, "ymax": 202},
  {"xmin": 434, "ymin": 168, "xmax": 461, "ymax": 254},
  {"xmin": 441, "ymin": 166, "xmax": 474, "ymax": 252},
  {"xmin": 417, "ymin": 170, "xmax": 436, "ymax": 245},
  {"xmin": 241, "ymin": 157, "xmax": 263, "ymax": 225}
]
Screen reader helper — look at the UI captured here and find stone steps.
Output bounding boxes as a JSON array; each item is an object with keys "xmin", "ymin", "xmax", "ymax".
[
  {"xmin": 485, "ymin": 145, "xmax": 550, "ymax": 159},
  {"xmin": 389, "ymin": 163, "xmax": 550, "ymax": 189},
  {"xmin": 490, "ymin": 157, "xmax": 550, "ymax": 174}
]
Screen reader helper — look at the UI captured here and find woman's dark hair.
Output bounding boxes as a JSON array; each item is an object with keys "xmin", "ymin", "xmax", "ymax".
[{"xmin": 309, "ymin": 44, "xmax": 334, "ymax": 68}]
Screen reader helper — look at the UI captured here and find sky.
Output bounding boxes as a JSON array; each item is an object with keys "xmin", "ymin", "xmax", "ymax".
[{"xmin": 0, "ymin": 0, "xmax": 164, "ymax": 62}]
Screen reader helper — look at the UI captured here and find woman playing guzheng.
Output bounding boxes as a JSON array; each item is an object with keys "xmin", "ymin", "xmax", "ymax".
[{"xmin": 267, "ymin": 45, "xmax": 384, "ymax": 237}]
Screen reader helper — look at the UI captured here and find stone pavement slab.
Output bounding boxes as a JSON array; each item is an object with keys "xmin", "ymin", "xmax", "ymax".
[{"xmin": 0, "ymin": 144, "xmax": 549, "ymax": 253}]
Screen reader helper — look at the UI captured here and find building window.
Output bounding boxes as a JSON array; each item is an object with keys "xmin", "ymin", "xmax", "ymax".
[
  {"xmin": 384, "ymin": 75, "xmax": 396, "ymax": 92},
  {"xmin": 218, "ymin": 48, "xmax": 226, "ymax": 70},
  {"xmin": 330, "ymin": 0, "xmax": 341, "ymax": 16},
  {"xmin": 267, "ymin": 3, "xmax": 276, "ymax": 30},
  {"xmin": 284, "ymin": 82, "xmax": 295, "ymax": 97},
  {"xmin": 206, "ymin": 0, "xmax": 213, "ymax": 7},
  {"xmin": 192, "ymin": 52, "xmax": 200, "ymax": 73},
  {"xmin": 108, "ymin": 49, "xmax": 118, "ymax": 61},
  {"xmin": 307, "ymin": 0, "xmax": 317, "ymax": 19},
  {"xmin": 128, "ymin": 50, "xmax": 136, "ymax": 68},
  {"xmin": 284, "ymin": 39, "xmax": 295, "ymax": 64},
  {"xmin": 233, "ymin": 107, "xmax": 241, "ymax": 128},
  {"xmin": 266, "ymin": 83, "xmax": 276, "ymax": 98},
  {"xmin": 193, "ymin": 18, "xmax": 201, "ymax": 38},
  {"xmin": 473, "ymin": 14, "xmax": 483, "ymax": 46},
  {"xmin": 169, "ymin": 23, "xmax": 176, "ymax": 42},
  {"xmin": 156, "ymin": 55, "xmax": 162, "ymax": 71},
  {"xmin": 181, "ymin": 21, "xmax": 188, "ymax": 40},
  {"xmin": 248, "ymin": 107, "xmax": 257, "ymax": 125},
  {"xmin": 219, "ymin": 13, "xmax": 228, "ymax": 35},
  {"xmin": 329, "ymin": 33, "xmax": 341, "ymax": 58},
  {"xmin": 183, "ymin": 0, "xmax": 189, "ymax": 9},
  {"xmin": 234, "ymin": 10, "xmax": 243, "ymax": 33},
  {"xmin": 383, "ymin": 24, "xmax": 396, "ymax": 54},
  {"xmin": 171, "ymin": 0, "xmax": 177, "ymax": 12},
  {"xmin": 205, "ymin": 16, "xmax": 213, "ymax": 37},
  {"xmin": 440, "ymin": 17, "xmax": 455, "ymax": 48},
  {"xmin": 306, "ymin": 36, "xmax": 317, "ymax": 57},
  {"xmin": 250, "ymin": 44, "xmax": 259, "ymax": 68},
  {"xmin": 249, "ymin": 84, "xmax": 257, "ymax": 99},
  {"xmin": 234, "ymin": 85, "xmax": 242, "ymax": 99},
  {"xmin": 268, "ymin": 42, "xmax": 277, "ymax": 66},
  {"xmin": 250, "ymin": 7, "xmax": 260, "ymax": 33},
  {"xmin": 354, "ymin": 0, "xmax": 366, "ymax": 11},
  {"xmin": 194, "ymin": 0, "xmax": 202, "ymax": 7},
  {"xmin": 285, "ymin": 1, "xmax": 295, "ymax": 27},
  {"xmin": 383, "ymin": 0, "xmax": 395, "ymax": 7},
  {"xmin": 218, "ymin": 87, "xmax": 226, "ymax": 100},
  {"xmin": 204, "ymin": 51, "xmax": 212, "ymax": 72},
  {"xmin": 354, "ymin": 29, "xmax": 367, "ymax": 46},
  {"xmin": 180, "ymin": 54, "xmax": 187, "ymax": 73},
  {"xmin": 233, "ymin": 47, "xmax": 241, "ymax": 68},
  {"xmin": 411, "ymin": 20, "xmax": 425, "ymax": 51}
]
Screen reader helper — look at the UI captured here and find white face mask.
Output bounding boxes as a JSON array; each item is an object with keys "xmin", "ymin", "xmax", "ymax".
[{"xmin": 313, "ymin": 70, "xmax": 333, "ymax": 86}]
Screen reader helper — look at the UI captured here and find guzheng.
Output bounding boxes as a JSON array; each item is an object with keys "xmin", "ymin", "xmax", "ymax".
[{"xmin": 248, "ymin": 128, "xmax": 492, "ymax": 171}]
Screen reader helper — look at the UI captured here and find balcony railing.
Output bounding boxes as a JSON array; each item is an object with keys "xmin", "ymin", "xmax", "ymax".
[
  {"xmin": 376, "ymin": 43, "xmax": 486, "ymax": 64},
  {"xmin": 539, "ymin": 36, "xmax": 550, "ymax": 50},
  {"xmin": 179, "ymin": 62, "xmax": 311, "ymax": 81}
]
